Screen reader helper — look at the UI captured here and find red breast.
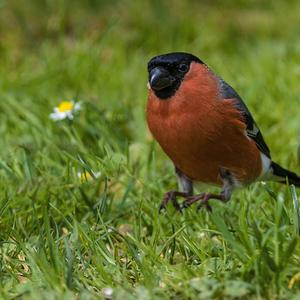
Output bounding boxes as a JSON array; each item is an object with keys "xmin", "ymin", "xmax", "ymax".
[{"xmin": 147, "ymin": 62, "xmax": 262, "ymax": 185}]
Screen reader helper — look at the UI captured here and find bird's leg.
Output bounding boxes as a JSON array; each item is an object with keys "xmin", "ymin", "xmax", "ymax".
[
  {"xmin": 182, "ymin": 168, "xmax": 234, "ymax": 212},
  {"xmin": 182, "ymin": 193, "xmax": 208, "ymax": 209},
  {"xmin": 196, "ymin": 192, "xmax": 226, "ymax": 212},
  {"xmin": 182, "ymin": 191, "xmax": 230, "ymax": 212},
  {"xmin": 159, "ymin": 167, "xmax": 193, "ymax": 212},
  {"xmin": 159, "ymin": 191, "xmax": 188, "ymax": 212}
]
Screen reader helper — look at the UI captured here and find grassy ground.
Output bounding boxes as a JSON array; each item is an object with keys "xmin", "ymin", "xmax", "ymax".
[{"xmin": 1, "ymin": 0, "xmax": 300, "ymax": 299}]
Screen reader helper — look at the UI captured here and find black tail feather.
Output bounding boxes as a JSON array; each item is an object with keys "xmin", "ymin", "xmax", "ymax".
[{"xmin": 271, "ymin": 161, "xmax": 300, "ymax": 187}]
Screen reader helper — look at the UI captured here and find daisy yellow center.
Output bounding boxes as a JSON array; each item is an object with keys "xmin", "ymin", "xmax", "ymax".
[
  {"xmin": 79, "ymin": 172, "xmax": 92, "ymax": 181},
  {"xmin": 58, "ymin": 101, "xmax": 74, "ymax": 112}
]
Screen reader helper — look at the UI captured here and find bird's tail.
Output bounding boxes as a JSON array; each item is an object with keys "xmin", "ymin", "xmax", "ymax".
[{"xmin": 271, "ymin": 161, "xmax": 300, "ymax": 187}]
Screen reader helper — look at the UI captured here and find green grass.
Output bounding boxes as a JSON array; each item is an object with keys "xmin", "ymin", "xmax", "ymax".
[{"xmin": 1, "ymin": 0, "xmax": 300, "ymax": 299}]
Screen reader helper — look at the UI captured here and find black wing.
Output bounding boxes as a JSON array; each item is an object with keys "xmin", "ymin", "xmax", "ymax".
[{"xmin": 219, "ymin": 78, "xmax": 271, "ymax": 158}]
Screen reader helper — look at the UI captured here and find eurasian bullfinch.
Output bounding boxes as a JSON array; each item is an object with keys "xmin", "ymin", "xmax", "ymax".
[{"xmin": 146, "ymin": 52, "xmax": 300, "ymax": 211}]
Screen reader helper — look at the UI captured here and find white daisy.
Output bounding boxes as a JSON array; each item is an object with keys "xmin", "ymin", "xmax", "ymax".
[
  {"xmin": 50, "ymin": 101, "xmax": 81, "ymax": 121},
  {"xmin": 77, "ymin": 171, "xmax": 101, "ymax": 182},
  {"xmin": 101, "ymin": 287, "xmax": 113, "ymax": 299}
]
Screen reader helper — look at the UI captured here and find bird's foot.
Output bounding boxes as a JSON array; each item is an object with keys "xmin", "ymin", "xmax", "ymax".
[
  {"xmin": 182, "ymin": 192, "xmax": 226, "ymax": 212},
  {"xmin": 160, "ymin": 191, "xmax": 228, "ymax": 213},
  {"xmin": 159, "ymin": 191, "xmax": 188, "ymax": 213}
]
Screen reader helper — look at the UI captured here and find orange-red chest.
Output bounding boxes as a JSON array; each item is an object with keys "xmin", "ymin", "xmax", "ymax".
[{"xmin": 146, "ymin": 63, "xmax": 262, "ymax": 185}]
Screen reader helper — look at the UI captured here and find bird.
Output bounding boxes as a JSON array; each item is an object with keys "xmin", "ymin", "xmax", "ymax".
[{"xmin": 146, "ymin": 52, "xmax": 300, "ymax": 212}]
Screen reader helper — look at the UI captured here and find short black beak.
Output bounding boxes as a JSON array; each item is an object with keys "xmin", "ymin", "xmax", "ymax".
[{"xmin": 149, "ymin": 67, "xmax": 174, "ymax": 91}]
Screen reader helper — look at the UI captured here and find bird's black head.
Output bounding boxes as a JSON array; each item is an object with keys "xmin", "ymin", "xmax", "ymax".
[{"xmin": 147, "ymin": 52, "xmax": 203, "ymax": 99}]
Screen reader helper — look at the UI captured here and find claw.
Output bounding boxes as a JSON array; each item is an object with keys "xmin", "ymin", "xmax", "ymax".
[
  {"xmin": 159, "ymin": 191, "xmax": 187, "ymax": 213},
  {"xmin": 159, "ymin": 203, "xmax": 167, "ymax": 213},
  {"xmin": 182, "ymin": 201, "xmax": 189, "ymax": 209},
  {"xmin": 196, "ymin": 202, "xmax": 213, "ymax": 213},
  {"xmin": 172, "ymin": 200, "xmax": 183, "ymax": 213}
]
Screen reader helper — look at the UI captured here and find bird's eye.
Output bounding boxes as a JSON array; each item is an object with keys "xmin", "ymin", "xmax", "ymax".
[{"xmin": 178, "ymin": 63, "xmax": 188, "ymax": 72}]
